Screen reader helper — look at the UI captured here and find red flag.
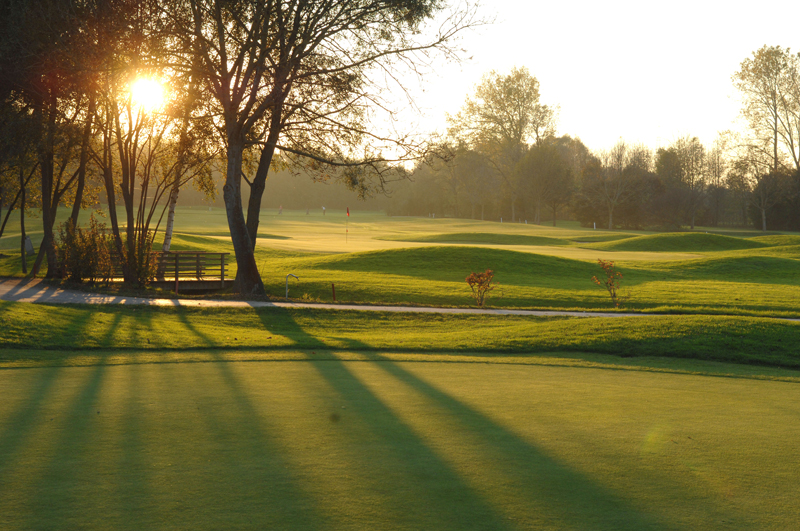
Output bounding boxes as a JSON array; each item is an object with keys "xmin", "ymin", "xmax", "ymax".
[{"xmin": 346, "ymin": 207, "xmax": 350, "ymax": 216}]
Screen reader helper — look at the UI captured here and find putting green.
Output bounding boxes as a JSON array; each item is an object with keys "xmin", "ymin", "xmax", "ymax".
[{"xmin": 1, "ymin": 360, "xmax": 798, "ymax": 530}]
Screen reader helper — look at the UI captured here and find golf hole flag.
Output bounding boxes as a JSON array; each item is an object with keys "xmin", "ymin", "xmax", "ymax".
[{"xmin": 346, "ymin": 207, "xmax": 350, "ymax": 216}]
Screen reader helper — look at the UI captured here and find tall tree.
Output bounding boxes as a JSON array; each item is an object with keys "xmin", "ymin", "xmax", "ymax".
[
  {"xmin": 729, "ymin": 146, "xmax": 783, "ymax": 231},
  {"xmin": 448, "ymin": 66, "xmax": 556, "ymax": 222},
  {"xmin": 515, "ymin": 140, "xmax": 571, "ymax": 225},
  {"xmin": 171, "ymin": 0, "xmax": 474, "ymax": 295},
  {"xmin": 733, "ymin": 46, "xmax": 800, "ymax": 174},
  {"xmin": 706, "ymin": 135, "xmax": 729, "ymax": 227},
  {"xmin": 585, "ymin": 140, "xmax": 645, "ymax": 230},
  {"xmin": 674, "ymin": 136, "xmax": 706, "ymax": 229}
]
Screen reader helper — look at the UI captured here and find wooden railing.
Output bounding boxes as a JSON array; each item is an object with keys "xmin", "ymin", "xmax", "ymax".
[{"xmin": 155, "ymin": 251, "xmax": 230, "ymax": 293}]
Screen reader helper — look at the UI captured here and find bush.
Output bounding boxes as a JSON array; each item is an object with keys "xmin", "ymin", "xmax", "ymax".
[
  {"xmin": 466, "ymin": 269, "xmax": 497, "ymax": 307},
  {"xmin": 591, "ymin": 259, "xmax": 626, "ymax": 308},
  {"xmin": 56, "ymin": 216, "xmax": 115, "ymax": 284},
  {"xmin": 120, "ymin": 230, "xmax": 158, "ymax": 287}
]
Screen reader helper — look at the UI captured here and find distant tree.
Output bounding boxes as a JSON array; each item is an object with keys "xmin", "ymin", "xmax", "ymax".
[
  {"xmin": 706, "ymin": 135, "xmax": 730, "ymax": 227},
  {"xmin": 674, "ymin": 136, "xmax": 707, "ymax": 229},
  {"xmin": 733, "ymin": 46, "xmax": 800, "ymax": 174},
  {"xmin": 729, "ymin": 148, "xmax": 787, "ymax": 231},
  {"xmin": 515, "ymin": 140, "xmax": 572, "ymax": 225},
  {"xmin": 449, "ymin": 66, "xmax": 557, "ymax": 221},
  {"xmin": 456, "ymin": 149, "xmax": 496, "ymax": 220},
  {"xmin": 578, "ymin": 140, "xmax": 644, "ymax": 229}
]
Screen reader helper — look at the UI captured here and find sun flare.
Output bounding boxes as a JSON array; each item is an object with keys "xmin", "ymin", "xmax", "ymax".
[{"xmin": 131, "ymin": 78, "xmax": 165, "ymax": 112}]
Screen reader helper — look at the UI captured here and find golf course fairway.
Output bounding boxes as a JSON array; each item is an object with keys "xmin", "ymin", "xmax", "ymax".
[{"xmin": 1, "ymin": 359, "xmax": 798, "ymax": 530}]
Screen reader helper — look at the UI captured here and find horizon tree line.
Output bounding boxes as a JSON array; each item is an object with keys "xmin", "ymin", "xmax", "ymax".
[
  {"xmin": 392, "ymin": 48, "xmax": 800, "ymax": 232},
  {"xmin": 1, "ymin": 12, "xmax": 798, "ymax": 293}
]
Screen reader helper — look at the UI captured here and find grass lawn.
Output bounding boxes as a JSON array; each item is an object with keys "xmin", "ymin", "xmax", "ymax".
[
  {"xmin": 3, "ymin": 208, "xmax": 800, "ymax": 315},
  {"xmin": 2, "ymin": 208, "xmax": 800, "ymax": 529},
  {"xmin": 1, "ymin": 359, "xmax": 799, "ymax": 530}
]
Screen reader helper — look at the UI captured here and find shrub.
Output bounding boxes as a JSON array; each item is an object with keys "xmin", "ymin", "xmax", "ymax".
[
  {"xmin": 591, "ymin": 259, "xmax": 626, "ymax": 308},
  {"xmin": 56, "ymin": 216, "xmax": 115, "ymax": 284},
  {"xmin": 466, "ymin": 269, "xmax": 497, "ymax": 307},
  {"xmin": 120, "ymin": 230, "xmax": 158, "ymax": 287}
]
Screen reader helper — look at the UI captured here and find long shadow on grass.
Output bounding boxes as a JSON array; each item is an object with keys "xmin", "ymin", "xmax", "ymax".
[
  {"xmin": 365, "ymin": 349, "xmax": 764, "ymax": 529},
  {"xmin": 0, "ymin": 367, "xmax": 62, "ymax": 495},
  {"xmin": 199, "ymin": 356, "xmax": 325, "ymax": 528},
  {"xmin": 114, "ymin": 364, "xmax": 155, "ymax": 530},
  {"xmin": 20, "ymin": 361, "xmax": 109, "ymax": 528},
  {"xmin": 174, "ymin": 307, "xmax": 217, "ymax": 347},
  {"xmin": 346, "ymin": 340, "xmax": 673, "ymax": 530},
  {"xmin": 255, "ymin": 309, "xmax": 514, "ymax": 529}
]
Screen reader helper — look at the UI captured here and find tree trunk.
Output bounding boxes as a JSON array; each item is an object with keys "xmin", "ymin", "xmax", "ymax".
[
  {"xmin": 161, "ymin": 185, "xmax": 180, "ymax": 252},
  {"xmin": 69, "ymin": 95, "xmax": 94, "ymax": 228},
  {"xmin": 102, "ymin": 164, "xmax": 125, "ymax": 274},
  {"xmin": 32, "ymin": 96, "xmax": 60, "ymax": 278},
  {"xmin": 245, "ymin": 104, "xmax": 283, "ymax": 251},
  {"xmin": 20, "ymin": 167, "xmax": 27, "ymax": 275},
  {"xmin": 226, "ymin": 140, "xmax": 265, "ymax": 295},
  {"xmin": 34, "ymin": 152, "xmax": 56, "ymax": 277},
  {"xmin": 552, "ymin": 205, "xmax": 557, "ymax": 227},
  {"xmin": 762, "ymin": 208, "xmax": 767, "ymax": 232},
  {"xmin": 481, "ymin": 204, "xmax": 484, "ymax": 221},
  {"xmin": 608, "ymin": 207, "xmax": 614, "ymax": 230}
]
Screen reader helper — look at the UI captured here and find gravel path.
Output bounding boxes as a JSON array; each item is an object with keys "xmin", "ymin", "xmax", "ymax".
[{"xmin": 0, "ymin": 277, "xmax": 642, "ymax": 318}]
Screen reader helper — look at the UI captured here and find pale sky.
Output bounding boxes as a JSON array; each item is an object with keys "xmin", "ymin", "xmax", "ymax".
[{"xmin": 403, "ymin": 0, "xmax": 800, "ymax": 153}]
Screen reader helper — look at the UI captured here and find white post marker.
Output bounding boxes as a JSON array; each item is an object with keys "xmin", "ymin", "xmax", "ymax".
[{"xmin": 286, "ymin": 274, "xmax": 299, "ymax": 300}]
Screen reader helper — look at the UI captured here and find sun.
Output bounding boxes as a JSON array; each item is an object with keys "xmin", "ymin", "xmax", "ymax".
[{"xmin": 131, "ymin": 78, "xmax": 165, "ymax": 113}]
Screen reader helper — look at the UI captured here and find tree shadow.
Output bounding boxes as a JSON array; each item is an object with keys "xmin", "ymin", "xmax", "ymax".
[
  {"xmin": 251, "ymin": 308, "xmax": 519, "ymax": 528},
  {"xmin": 18, "ymin": 362, "xmax": 109, "ymax": 528},
  {"xmin": 360, "ymin": 348, "xmax": 753, "ymax": 529},
  {"xmin": 195, "ymin": 356, "xmax": 325, "ymax": 528},
  {"xmin": 0, "ymin": 367, "xmax": 62, "ymax": 482},
  {"xmin": 174, "ymin": 307, "xmax": 217, "ymax": 347},
  {"xmin": 258, "ymin": 310, "xmax": 678, "ymax": 529}
]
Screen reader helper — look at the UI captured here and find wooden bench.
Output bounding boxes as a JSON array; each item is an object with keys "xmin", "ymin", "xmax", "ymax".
[
  {"xmin": 155, "ymin": 251, "xmax": 230, "ymax": 293},
  {"xmin": 110, "ymin": 251, "xmax": 230, "ymax": 293}
]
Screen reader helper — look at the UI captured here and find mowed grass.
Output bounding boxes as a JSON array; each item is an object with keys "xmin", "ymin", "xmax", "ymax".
[
  {"xmin": 586, "ymin": 232, "xmax": 767, "ymax": 252},
  {"xmin": 1, "ymin": 360, "xmax": 800, "ymax": 530},
  {"xmin": 3, "ymin": 208, "xmax": 800, "ymax": 315},
  {"xmin": 3, "ymin": 210, "xmax": 800, "ymax": 528},
  {"xmin": 2, "ymin": 301, "xmax": 800, "ymax": 370}
]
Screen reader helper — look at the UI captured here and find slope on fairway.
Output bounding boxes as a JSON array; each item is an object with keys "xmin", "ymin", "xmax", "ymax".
[
  {"xmin": 303, "ymin": 245, "xmax": 596, "ymax": 281},
  {"xmin": 377, "ymin": 232, "xmax": 571, "ymax": 247},
  {"xmin": 643, "ymin": 255, "xmax": 800, "ymax": 284},
  {"xmin": 749, "ymin": 235, "xmax": 800, "ymax": 246},
  {"xmin": 590, "ymin": 233, "xmax": 766, "ymax": 253}
]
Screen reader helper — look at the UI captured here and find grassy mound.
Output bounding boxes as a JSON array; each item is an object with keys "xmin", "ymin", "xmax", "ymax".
[
  {"xmin": 750, "ymin": 235, "xmax": 800, "ymax": 246},
  {"xmin": 567, "ymin": 233, "xmax": 636, "ymax": 243},
  {"xmin": 305, "ymin": 246, "xmax": 596, "ymax": 280},
  {"xmin": 591, "ymin": 232, "xmax": 766, "ymax": 252},
  {"xmin": 378, "ymin": 232, "xmax": 570, "ymax": 246},
  {"xmin": 649, "ymin": 255, "xmax": 800, "ymax": 283}
]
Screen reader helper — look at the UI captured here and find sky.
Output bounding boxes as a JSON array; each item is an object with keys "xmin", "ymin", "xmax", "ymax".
[{"xmin": 401, "ymin": 0, "xmax": 800, "ymax": 153}]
